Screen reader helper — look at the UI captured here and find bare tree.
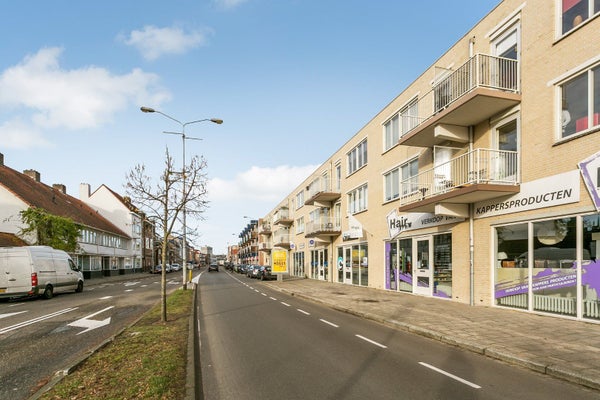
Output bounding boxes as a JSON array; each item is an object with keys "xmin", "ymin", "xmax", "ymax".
[{"xmin": 125, "ymin": 148, "xmax": 209, "ymax": 322}]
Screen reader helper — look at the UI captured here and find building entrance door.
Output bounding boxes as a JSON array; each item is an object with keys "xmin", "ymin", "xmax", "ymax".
[
  {"xmin": 317, "ymin": 249, "xmax": 328, "ymax": 281},
  {"xmin": 343, "ymin": 246, "xmax": 353, "ymax": 284},
  {"xmin": 414, "ymin": 238, "xmax": 433, "ymax": 296}
]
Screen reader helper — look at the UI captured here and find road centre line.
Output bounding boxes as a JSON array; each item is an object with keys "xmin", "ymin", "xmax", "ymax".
[
  {"xmin": 261, "ymin": 293, "xmax": 267, "ymax": 296},
  {"xmin": 281, "ymin": 302, "xmax": 291, "ymax": 307},
  {"xmin": 320, "ymin": 319, "xmax": 339, "ymax": 328},
  {"xmin": 254, "ymin": 289, "xmax": 260, "ymax": 293},
  {"xmin": 355, "ymin": 334, "xmax": 387, "ymax": 349},
  {"xmin": 269, "ymin": 297, "xmax": 277, "ymax": 301},
  {"xmin": 419, "ymin": 362, "xmax": 481, "ymax": 389},
  {"xmin": 0, "ymin": 307, "xmax": 78, "ymax": 334},
  {"xmin": 297, "ymin": 309, "xmax": 310, "ymax": 315}
]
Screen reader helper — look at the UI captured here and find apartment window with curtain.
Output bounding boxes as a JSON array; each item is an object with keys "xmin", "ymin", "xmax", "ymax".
[
  {"xmin": 561, "ymin": 0, "xmax": 600, "ymax": 35},
  {"xmin": 347, "ymin": 139, "xmax": 368, "ymax": 175},
  {"xmin": 296, "ymin": 190, "xmax": 304, "ymax": 209},
  {"xmin": 384, "ymin": 167, "xmax": 400, "ymax": 202},
  {"xmin": 560, "ymin": 64, "xmax": 600, "ymax": 138},
  {"xmin": 348, "ymin": 184, "xmax": 368, "ymax": 214},
  {"xmin": 383, "ymin": 99, "xmax": 418, "ymax": 152},
  {"xmin": 401, "ymin": 158, "xmax": 419, "ymax": 196}
]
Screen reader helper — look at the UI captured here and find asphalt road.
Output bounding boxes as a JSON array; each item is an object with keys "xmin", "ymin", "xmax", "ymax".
[
  {"xmin": 198, "ymin": 271, "xmax": 600, "ymax": 400},
  {"xmin": 0, "ymin": 273, "xmax": 182, "ymax": 400}
]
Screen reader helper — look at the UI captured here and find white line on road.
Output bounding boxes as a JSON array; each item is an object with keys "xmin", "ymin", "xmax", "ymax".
[
  {"xmin": 269, "ymin": 297, "xmax": 277, "ymax": 301},
  {"xmin": 320, "ymin": 319, "xmax": 339, "ymax": 328},
  {"xmin": 0, "ymin": 308, "xmax": 78, "ymax": 334},
  {"xmin": 281, "ymin": 302, "xmax": 291, "ymax": 307},
  {"xmin": 355, "ymin": 334, "xmax": 387, "ymax": 349},
  {"xmin": 261, "ymin": 293, "xmax": 267, "ymax": 296},
  {"xmin": 419, "ymin": 362, "xmax": 481, "ymax": 389},
  {"xmin": 254, "ymin": 289, "xmax": 260, "ymax": 293},
  {"xmin": 297, "ymin": 309, "xmax": 310, "ymax": 315},
  {"xmin": 99, "ymin": 296, "xmax": 113, "ymax": 300},
  {"xmin": 0, "ymin": 311, "xmax": 28, "ymax": 320}
]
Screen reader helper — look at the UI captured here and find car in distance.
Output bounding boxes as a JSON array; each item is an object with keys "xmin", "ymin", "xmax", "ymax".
[
  {"xmin": 171, "ymin": 263, "xmax": 181, "ymax": 272},
  {"xmin": 258, "ymin": 265, "xmax": 276, "ymax": 281},
  {"xmin": 208, "ymin": 263, "xmax": 219, "ymax": 272}
]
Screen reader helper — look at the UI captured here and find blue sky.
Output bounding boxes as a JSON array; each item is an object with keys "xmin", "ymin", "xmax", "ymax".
[{"xmin": 0, "ymin": 0, "xmax": 500, "ymax": 254}]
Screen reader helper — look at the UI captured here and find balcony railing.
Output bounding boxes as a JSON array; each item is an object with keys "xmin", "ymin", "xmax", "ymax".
[
  {"xmin": 273, "ymin": 233, "xmax": 291, "ymax": 247},
  {"xmin": 305, "ymin": 176, "xmax": 341, "ymax": 205},
  {"xmin": 398, "ymin": 54, "xmax": 520, "ymax": 147},
  {"xmin": 305, "ymin": 217, "xmax": 342, "ymax": 237},
  {"xmin": 399, "ymin": 148, "xmax": 518, "ymax": 206}
]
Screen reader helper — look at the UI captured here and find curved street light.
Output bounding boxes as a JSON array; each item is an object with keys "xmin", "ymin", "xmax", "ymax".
[{"xmin": 141, "ymin": 106, "xmax": 223, "ymax": 289}]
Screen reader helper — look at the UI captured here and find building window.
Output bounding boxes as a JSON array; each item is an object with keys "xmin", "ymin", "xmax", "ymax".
[
  {"xmin": 384, "ymin": 168, "xmax": 400, "ymax": 202},
  {"xmin": 295, "ymin": 217, "xmax": 304, "ymax": 234},
  {"xmin": 348, "ymin": 184, "xmax": 368, "ymax": 214},
  {"xmin": 347, "ymin": 139, "xmax": 368, "ymax": 175},
  {"xmin": 561, "ymin": 0, "xmax": 600, "ymax": 35},
  {"xmin": 401, "ymin": 158, "xmax": 419, "ymax": 196},
  {"xmin": 296, "ymin": 191, "xmax": 304, "ymax": 209},
  {"xmin": 335, "ymin": 164, "xmax": 342, "ymax": 191},
  {"xmin": 560, "ymin": 64, "xmax": 600, "ymax": 138},
  {"xmin": 383, "ymin": 99, "xmax": 418, "ymax": 151}
]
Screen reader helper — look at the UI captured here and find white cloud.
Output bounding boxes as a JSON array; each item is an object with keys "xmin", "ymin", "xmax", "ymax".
[
  {"xmin": 0, "ymin": 47, "xmax": 170, "ymax": 148},
  {"xmin": 122, "ymin": 25, "xmax": 210, "ymax": 61},
  {"xmin": 213, "ymin": 0, "xmax": 248, "ymax": 10},
  {"xmin": 0, "ymin": 119, "xmax": 51, "ymax": 149},
  {"xmin": 208, "ymin": 164, "xmax": 319, "ymax": 203}
]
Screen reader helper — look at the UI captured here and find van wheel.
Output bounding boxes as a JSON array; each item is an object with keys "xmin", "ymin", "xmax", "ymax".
[
  {"xmin": 43, "ymin": 286, "xmax": 53, "ymax": 299},
  {"xmin": 76, "ymin": 281, "xmax": 84, "ymax": 293}
]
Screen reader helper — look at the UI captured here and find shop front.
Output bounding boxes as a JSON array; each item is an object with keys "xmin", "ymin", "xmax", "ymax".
[
  {"xmin": 336, "ymin": 243, "xmax": 368, "ymax": 286},
  {"xmin": 384, "ymin": 210, "xmax": 461, "ymax": 297}
]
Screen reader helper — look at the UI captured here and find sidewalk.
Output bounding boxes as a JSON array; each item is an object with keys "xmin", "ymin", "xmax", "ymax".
[{"xmin": 265, "ymin": 277, "xmax": 600, "ymax": 391}]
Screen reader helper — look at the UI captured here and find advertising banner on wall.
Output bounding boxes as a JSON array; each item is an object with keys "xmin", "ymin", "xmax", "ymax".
[
  {"xmin": 579, "ymin": 151, "xmax": 600, "ymax": 211},
  {"xmin": 387, "ymin": 209, "xmax": 464, "ymax": 238},
  {"xmin": 474, "ymin": 170, "xmax": 580, "ymax": 219},
  {"xmin": 272, "ymin": 250, "xmax": 288, "ymax": 273}
]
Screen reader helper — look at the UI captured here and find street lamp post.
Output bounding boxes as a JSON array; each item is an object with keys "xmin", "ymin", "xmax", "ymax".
[{"xmin": 141, "ymin": 106, "xmax": 222, "ymax": 289}]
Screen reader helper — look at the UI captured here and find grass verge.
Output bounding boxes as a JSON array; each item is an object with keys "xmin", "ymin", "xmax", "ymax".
[{"xmin": 39, "ymin": 288, "xmax": 193, "ymax": 400}]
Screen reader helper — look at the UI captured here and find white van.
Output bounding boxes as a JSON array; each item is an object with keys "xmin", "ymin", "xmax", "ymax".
[{"xmin": 0, "ymin": 246, "xmax": 84, "ymax": 299}]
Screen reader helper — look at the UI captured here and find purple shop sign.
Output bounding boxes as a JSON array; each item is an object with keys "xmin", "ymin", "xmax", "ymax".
[{"xmin": 495, "ymin": 267, "xmax": 576, "ymax": 299}]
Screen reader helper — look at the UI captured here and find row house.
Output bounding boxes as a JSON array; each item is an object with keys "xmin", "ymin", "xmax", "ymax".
[
  {"xmin": 79, "ymin": 183, "xmax": 154, "ymax": 273},
  {"xmin": 0, "ymin": 154, "xmax": 131, "ymax": 278},
  {"xmin": 258, "ymin": 0, "xmax": 600, "ymax": 323}
]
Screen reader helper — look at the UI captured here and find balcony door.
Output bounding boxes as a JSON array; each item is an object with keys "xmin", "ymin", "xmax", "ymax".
[{"xmin": 493, "ymin": 116, "xmax": 519, "ymax": 182}]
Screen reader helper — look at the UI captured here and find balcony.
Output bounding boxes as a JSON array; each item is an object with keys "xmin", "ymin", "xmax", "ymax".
[
  {"xmin": 305, "ymin": 218, "xmax": 342, "ymax": 238},
  {"xmin": 305, "ymin": 176, "xmax": 341, "ymax": 206},
  {"xmin": 273, "ymin": 208, "xmax": 293, "ymax": 226},
  {"xmin": 258, "ymin": 241, "xmax": 272, "ymax": 252},
  {"xmin": 273, "ymin": 232, "xmax": 291, "ymax": 249},
  {"xmin": 259, "ymin": 223, "xmax": 272, "ymax": 235},
  {"xmin": 399, "ymin": 54, "xmax": 521, "ymax": 148},
  {"xmin": 398, "ymin": 148, "xmax": 520, "ymax": 214}
]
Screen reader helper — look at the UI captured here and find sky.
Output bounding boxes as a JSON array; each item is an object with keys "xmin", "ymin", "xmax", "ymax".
[{"xmin": 0, "ymin": 0, "xmax": 500, "ymax": 254}]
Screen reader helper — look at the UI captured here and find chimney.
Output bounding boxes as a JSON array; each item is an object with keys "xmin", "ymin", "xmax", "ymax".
[
  {"xmin": 79, "ymin": 183, "xmax": 91, "ymax": 200},
  {"xmin": 23, "ymin": 169, "xmax": 41, "ymax": 182},
  {"xmin": 52, "ymin": 184, "xmax": 67, "ymax": 194},
  {"xmin": 0, "ymin": 153, "xmax": 4, "ymax": 166}
]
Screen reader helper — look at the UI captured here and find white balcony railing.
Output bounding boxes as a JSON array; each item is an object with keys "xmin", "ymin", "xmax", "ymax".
[
  {"xmin": 400, "ymin": 54, "xmax": 519, "ymax": 137},
  {"xmin": 306, "ymin": 217, "xmax": 341, "ymax": 236},
  {"xmin": 400, "ymin": 148, "xmax": 518, "ymax": 205}
]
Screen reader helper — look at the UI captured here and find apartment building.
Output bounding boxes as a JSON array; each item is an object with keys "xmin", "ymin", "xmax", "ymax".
[{"xmin": 260, "ymin": 0, "xmax": 600, "ymax": 322}]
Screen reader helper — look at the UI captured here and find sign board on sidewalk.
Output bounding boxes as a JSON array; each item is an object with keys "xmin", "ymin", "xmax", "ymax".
[{"xmin": 272, "ymin": 250, "xmax": 288, "ymax": 273}]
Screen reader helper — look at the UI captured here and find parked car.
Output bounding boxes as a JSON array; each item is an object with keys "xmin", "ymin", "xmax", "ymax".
[
  {"xmin": 208, "ymin": 263, "xmax": 219, "ymax": 272},
  {"xmin": 0, "ymin": 246, "xmax": 84, "ymax": 299},
  {"xmin": 171, "ymin": 263, "xmax": 181, "ymax": 272},
  {"xmin": 165, "ymin": 264, "xmax": 172, "ymax": 273},
  {"xmin": 258, "ymin": 265, "xmax": 276, "ymax": 281},
  {"xmin": 251, "ymin": 265, "xmax": 262, "ymax": 279},
  {"xmin": 151, "ymin": 265, "xmax": 162, "ymax": 274},
  {"xmin": 246, "ymin": 265, "xmax": 256, "ymax": 278}
]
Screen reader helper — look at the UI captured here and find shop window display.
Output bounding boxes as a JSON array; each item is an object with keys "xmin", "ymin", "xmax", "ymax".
[
  {"xmin": 531, "ymin": 218, "xmax": 577, "ymax": 316},
  {"xmin": 583, "ymin": 214, "xmax": 600, "ymax": 320},
  {"xmin": 495, "ymin": 223, "xmax": 529, "ymax": 309}
]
